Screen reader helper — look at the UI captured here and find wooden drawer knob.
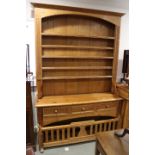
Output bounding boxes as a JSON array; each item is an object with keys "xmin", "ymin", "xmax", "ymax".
[
  {"xmin": 81, "ymin": 107, "xmax": 86, "ymax": 111},
  {"xmin": 105, "ymin": 105, "xmax": 110, "ymax": 108},
  {"xmin": 54, "ymin": 109, "xmax": 58, "ymax": 113}
]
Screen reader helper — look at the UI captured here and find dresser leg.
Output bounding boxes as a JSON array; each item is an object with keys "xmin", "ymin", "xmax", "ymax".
[
  {"xmin": 38, "ymin": 126, "xmax": 44, "ymax": 153},
  {"xmin": 95, "ymin": 141, "xmax": 100, "ymax": 155},
  {"xmin": 95, "ymin": 147, "xmax": 100, "ymax": 155}
]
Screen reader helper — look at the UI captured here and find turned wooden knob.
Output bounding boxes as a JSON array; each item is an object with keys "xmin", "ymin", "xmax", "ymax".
[
  {"xmin": 82, "ymin": 107, "xmax": 86, "ymax": 111},
  {"xmin": 105, "ymin": 105, "xmax": 110, "ymax": 108},
  {"xmin": 54, "ymin": 109, "xmax": 58, "ymax": 113}
]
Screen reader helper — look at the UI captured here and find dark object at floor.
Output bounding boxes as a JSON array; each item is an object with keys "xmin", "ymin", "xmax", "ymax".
[
  {"xmin": 115, "ymin": 128, "xmax": 129, "ymax": 137},
  {"xmin": 26, "ymin": 81, "xmax": 36, "ymax": 150},
  {"xmin": 26, "ymin": 146, "xmax": 35, "ymax": 155},
  {"xmin": 96, "ymin": 130, "xmax": 129, "ymax": 155}
]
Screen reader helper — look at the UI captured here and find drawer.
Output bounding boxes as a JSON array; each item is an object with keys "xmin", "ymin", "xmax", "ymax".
[
  {"xmin": 43, "ymin": 101, "xmax": 120, "ymax": 116},
  {"xmin": 95, "ymin": 101, "xmax": 119, "ymax": 111},
  {"xmin": 43, "ymin": 105, "xmax": 92, "ymax": 115},
  {"xmin": 72, "ymin": 101, "xmax": 119, "ymax": 113},
  {"xmin": 71, "ymin": 104, "xmax": 94, "ymax": 113},
  {"xmin": 43, "ymin": 106, "xmax": 71, "ymax": 115},
  {"xmin": 42, "ymin": 102, "xmax": 120, "ymax": 126}
]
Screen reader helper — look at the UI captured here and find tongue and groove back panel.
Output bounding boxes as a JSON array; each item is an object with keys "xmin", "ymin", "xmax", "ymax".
[{"xmin": 35, "ymin": 5, "xmax": 122, "ymax": 98}]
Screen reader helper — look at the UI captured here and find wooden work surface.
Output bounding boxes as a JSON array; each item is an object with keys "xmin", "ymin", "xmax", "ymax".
[
  {"xmin": 36, "ymin": 93, "xmax": 123, "ymax": 107},
  {"xmin": 96, "ymin": 130, "xmax": 129, "ymax": 155},
  {"xmin": 116, "ymin": 84, "xmax": 129, "ymax": 128},
  {"xmin": 116, "ymin": 84, "xmax": 129, "ymax": 100}
]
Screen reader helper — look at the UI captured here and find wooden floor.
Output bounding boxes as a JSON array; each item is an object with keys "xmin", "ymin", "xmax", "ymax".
[{"xmin": 96, "ymin": 130, "xmax": 129, "ymax": 155}]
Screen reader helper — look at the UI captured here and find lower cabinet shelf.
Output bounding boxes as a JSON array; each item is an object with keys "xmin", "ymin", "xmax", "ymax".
[{"xmin": 38, "ymin": 117, "xmax": 120, "ymax": 149}]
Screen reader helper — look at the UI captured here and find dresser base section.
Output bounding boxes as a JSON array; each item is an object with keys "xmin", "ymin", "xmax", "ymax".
[{"xmin": 38, "ymin": 117, "xmax": 121, "ymax": 149}]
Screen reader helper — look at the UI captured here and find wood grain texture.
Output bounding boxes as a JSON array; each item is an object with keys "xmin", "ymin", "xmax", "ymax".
[
  {"xmin": 42, "ymin": 100, "xmax": 121, "ymax": 125},
  {"xmin": 42, "ymin": 79, "xmax": 112, "ymax": 96},
  {"xmin": 41, "ymin": 45, "xmax": 114, "ymax": 51},
  {"xmin": 39, "ymin": 118, "xmax": 120, "ymax": 147},
  {"xmin": 33, "ymin": 4, "xmax": 124, "ymax": 149},
  {"xmin": 112, "ymin": 26, "xmax": 120, "ymax": 93},
  {"xmin": 32, "ymin": 3, "xmax": 124, "ymax": 16},
  {"xmin": 42, "ymin": 59, "xmax": 113, "ymax": 67},
  {"xmin": 96, "ymin": 130, "xmax": 128, "ymax": 155},
  {"xmin": 42, "ymin": 49, "xmax": 114, "ymax": 57},
  {"xmin": 42, "ymin": 66, "xmax": 113, "ymax": 70},
  {"xmin": 42, "ymin": 33, "xmax": 115, "ymax": 39},
  {"xmin": 37, "ymin": 108, "xmax": 43, "ymax": 126},
  {"xmin": 39, "ymin": 12, "xmax": 116, "ymax": 95},
  {"xmin": 116, "ymin": 84, "xmax": 129, "ymax": 128},
  {"xmin": 32, "ymin": 3, "xmax": 124, "ymax": 26},
  {"xmin": 36, "ymin": 93, "xmax": 123, "ymax": 107},
  {"xmin": 35, "ymin": 8, "xmax": 43, "ymax": 98},
  {"xmin": 43, "ymin": 109, "xmax": 119, "ymax": 126},
  {"xmin": 123, "ymin": 100, "xmax": 129, "ymax": 128}
]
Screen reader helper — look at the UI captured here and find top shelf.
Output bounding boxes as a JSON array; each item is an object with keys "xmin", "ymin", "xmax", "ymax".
[{"xmin": 41, "ymin": 33, "xmax": 115, "ymax": 40}]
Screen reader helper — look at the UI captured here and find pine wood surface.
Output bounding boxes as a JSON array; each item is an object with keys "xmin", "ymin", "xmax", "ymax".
[
  {"xmin": 116, "ymin": 84, "xmax": 129, "ymax": 128},
  {"xmin": 41, "ymin": 56, "xmax": 114, "ymax": 59},
  {"xmin": 36, "ymin": 93, "xmax": 123, "ymax": 107},
  {"xmin": 42, "ymin": 45, "xmax": 114, "ymax": 50},
  {"xmin": 42, "ymin": 66, "xmax": 112, "ymax": 70},
  {"xmin": 32, "ymin": 3, "xmax": 124, "ymax": 17},
  {"xmin": 33, "ymin": 3, "xmax": 124, "ymax": 149},
  {"xmin": 41, "ymin": 33, "xmax": 115, "ymax": 40},
  {"xmin": 116, "ymin": 84, "xmax": 129, "ymax": 100},
  {"xmin": 39, "ymin": 117, "xmax": 120, "ymax": 148},
  {"xmin": 96, "ymin": 130, "xmax": 128, "ymax": 155},
  {"xmin": 34, "ymin": 4, "xmax": 122, "ymax": 97}
]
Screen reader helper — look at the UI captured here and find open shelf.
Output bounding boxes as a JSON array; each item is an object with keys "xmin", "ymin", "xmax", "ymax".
[
  {"xmin": 41, "ymin": 33, "xmax": 115, "ymax": 40},
  {"xmin": 42, "ymin": 56, "xmax": 114, "ymax": 59},
  {"xmin": 42, "ymin": 66, "xmax": 113, "ymax": 70},
  {"xmin": 42, "ymin": 45, "xmax": 114, "ymax": 50},
  {"xmin": 36, "ymin": 93, "xmax": 122, "ymax": 107},
  {"xmin": 41, "ymin": 75, "xmax": 112, "ymax": 80},
  {"xmin": 36, "ymin": 7, "xmax": 120, "ymax": 97}
]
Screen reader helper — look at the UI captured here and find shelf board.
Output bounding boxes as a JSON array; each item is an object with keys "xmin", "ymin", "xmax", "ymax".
[
  {"xmin": 41, "ymin": 33, "xmax": 115, "ymax": 40},
  {"xmin": 41, "ymin": 75, "xmax": 112, "ymax": 80},
  {"xmin": 42, "ymin": 45, "xmax": 114, "ymax": 50},
  {"xmin": 42, "ymin": 56, "xmax": 114, "ymax": 59},
  {"xmin": 36, "ymin": 93, "xmax": 123, "ymax": 107},
  {"xmin": 42, "ymin": 66, "xmax": 113, "ymax": 70}
]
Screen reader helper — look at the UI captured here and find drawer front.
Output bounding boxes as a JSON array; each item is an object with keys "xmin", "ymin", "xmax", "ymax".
[
  {"xmin": 42, "ymin": 101, "xmax": 120, "ymax": 126},
  {"xmin": 95, "ymin": 101, "xmax": 119, "ymax": 110},
  {"xmin": 71, "ymin": 104, "xmax": 94, "ymax": 113},
  {"xmin": 43, "ymin": 106, "xmax": 71, "ymax": 115},
  {"xmin": 43, "ymin": 101, "xmax": 120, "ymax": 115},
  {"xmin": 71, "ymin": 101, "xmax": 119, "ymax": 113}
]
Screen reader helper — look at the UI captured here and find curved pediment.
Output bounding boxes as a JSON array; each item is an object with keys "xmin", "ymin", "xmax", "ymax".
[{"xmin": 42, "ymin": 14, "xmax": 115, "ymax": 37}]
